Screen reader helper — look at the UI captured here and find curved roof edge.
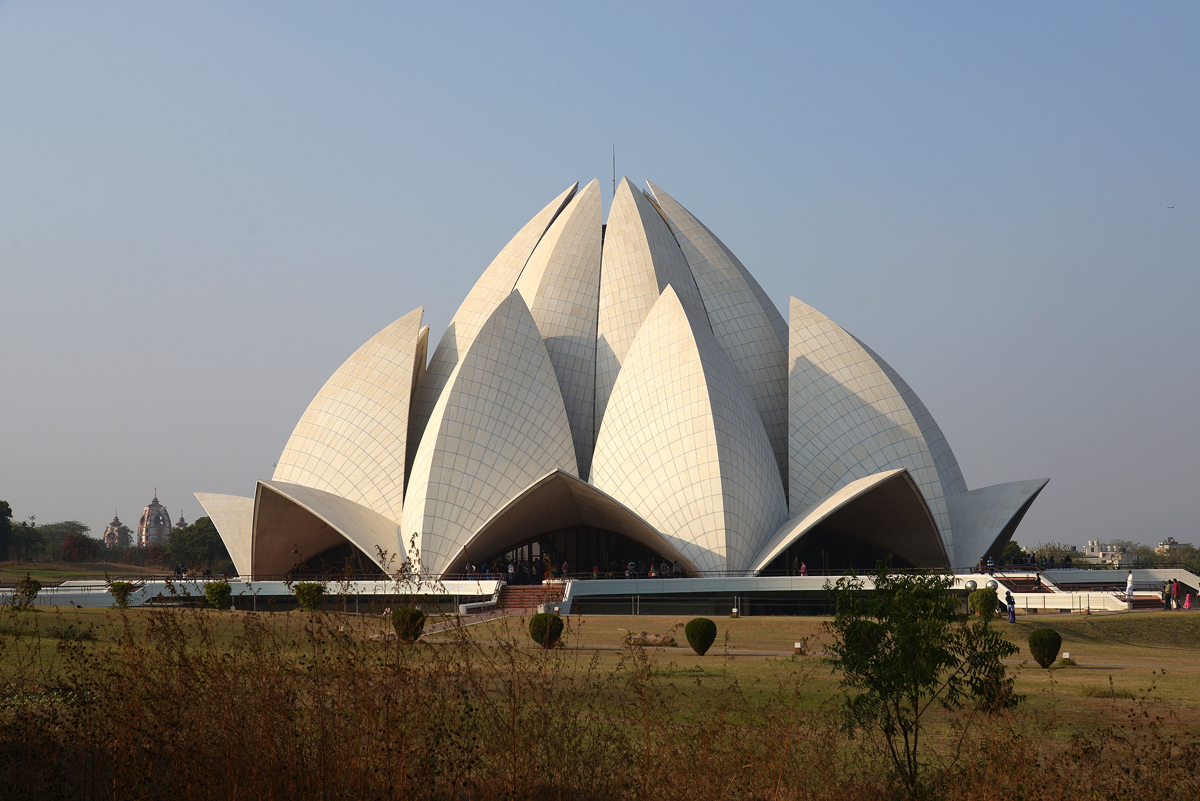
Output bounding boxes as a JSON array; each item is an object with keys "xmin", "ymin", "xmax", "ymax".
[
  {"xmin": 254, "ymin": 480, "xmax": 404, "ymax": 576},
  {"xmin": 440, "ymin": 469, "xmax": 704, "ymax": 577},
  {"xmin": 750, "ymin": 468, "xmax": 948, "ymax": 574},
  {"xmin": 948, "ymin": 478, "xmax": 1049, "ymax": 568},
  {"xmin": 195, "ymin": 492, "xmax": 253, "ymax": 576}
]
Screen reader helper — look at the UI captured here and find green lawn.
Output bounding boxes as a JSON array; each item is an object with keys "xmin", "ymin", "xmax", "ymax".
[{"xmin": 0, "ymin": 560, "xmax": 165, "ymax": 584}]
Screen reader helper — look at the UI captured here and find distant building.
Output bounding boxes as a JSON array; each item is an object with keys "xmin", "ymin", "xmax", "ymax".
[
  {"xmin": 174, "ymin": 511, "xmax": 188, "ymax": 530},
  {"xmin": 102, "ymin": 512, "xmax": 124, "ymax": 549},
  {"xmin": 137, "ymin": 491, "xmax": 173, "ymax": 547},
  {"xmin": 1080, "ymin": 540, "xmax": 1133, "ymax": 566},
  {"xmin": 1156, "ymin": 537, "xmax": 1186, "ymax": 556}
]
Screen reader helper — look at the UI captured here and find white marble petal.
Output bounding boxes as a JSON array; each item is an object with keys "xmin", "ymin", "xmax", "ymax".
[
  {"xmin": 592, "ymin": 286, "xmax": 789, "ymax": 574},
  {"xmin": 515, "ymin": 178, "xmax": 603, "ymax": 478},
  {"xmin": 272, "ymin": 307, "xmax": 424, "ymax": 523},
  {"xmin": 401, "ymin": 292, "xmax": 578, "ymax": 575},
  {"xmin": 949, "ymin": 478, "xmax": 1050, "ymax": 568},
  {"xmin": 253, "ymin": 480, "xmax": 405, "ymax": 575},
  {"xmin": 408, "ymin": 183, "xmax": 578, "ymax": 466},
  {"xmin": 594, "ymin": 177, "xmax": 709, "ymax": 430},
  {"xmin": 646, "ymin": 181, "xmax": 789, "ymax": 492},
  {"xmin": 194, "ymin": 492, "xmax": 254, "ymax": 576},
  {"xmin": 788, "ymin": 297, "xmax": 955, "ymax": 562}
]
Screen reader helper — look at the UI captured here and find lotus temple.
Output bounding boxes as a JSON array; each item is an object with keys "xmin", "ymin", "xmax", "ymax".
[{"xmin": 196, "ymin": 177, "xmax": 1048, "ymax": 588}]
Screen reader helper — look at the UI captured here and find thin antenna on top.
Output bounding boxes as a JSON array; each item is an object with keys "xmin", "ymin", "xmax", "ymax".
[{"xmin": 612, "ymin": 145, "xmax": 616, "ymax": 196}]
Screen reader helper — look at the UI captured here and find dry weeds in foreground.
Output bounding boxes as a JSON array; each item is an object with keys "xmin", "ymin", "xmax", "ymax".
[{"xmin": 0, "ymin": 605, "xmax": 1197, "ymax": 800}]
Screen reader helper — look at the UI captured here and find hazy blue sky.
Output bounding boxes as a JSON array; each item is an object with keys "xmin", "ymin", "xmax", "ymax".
[{"xmin": 2, "ymin": 2, "xmax": 1197, "ymax": 549}]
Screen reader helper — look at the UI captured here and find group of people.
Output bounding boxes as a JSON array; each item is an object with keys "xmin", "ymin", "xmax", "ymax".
[
  {"xmin": 977, "ymin": 553, "xmax": 1074, "ymax": 574},
  {"xmin": 466, "ymin": 558, "xmax": 559, "ymax": 585},
  {"xmin": 170, "ymin": 565, "xmax": 215, "ymax": 580},
  {"xmin": 620, "ymin": 560, "xmax": 681, "ymax": 579},
  {"xmin": 1162, "ymin": 577, "xmax": 1192, "ymax": 610}
]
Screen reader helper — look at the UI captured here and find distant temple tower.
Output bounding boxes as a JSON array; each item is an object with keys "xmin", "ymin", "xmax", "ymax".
[
  {"xmin": 102, "ymin": 511, "xmax": 124, "ymax": 548},
  {"xmin": 137, "ymin": 490, "xmax": 173, "ymax": 547},
  {"xmin": 175, "ymin": 510, "xmax": 187, "ymax": 529}
]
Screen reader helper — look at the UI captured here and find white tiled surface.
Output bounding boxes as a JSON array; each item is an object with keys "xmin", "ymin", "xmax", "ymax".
[
  {"xmin": 194, "ymin": 492, "xmax": 254, "ymax": 576},
  {"xmin": 592, "ymin": 287, "xmax": 788, "ymax": 574},
  {"xmin": 272, "ymin": 307, "xmax": 424, "ymax": 524},
  {"xmin": 402, "ymin": 292, "xmax": 578, "ymax": 575},
  {"xmin": 788, "ymin": 297, "xmax": 955, "ymax": 561},
  {"xmin": 748, "ymin": 469, "xmax": 905, "ymax": 572},
  {"xmin": 258, "ymin": 480, "xmax": 404, "ymax": 572},
  {"xmin": 948, "ymin": 478, "xmax": 1049, "ymax": 568},
  {"xmin": 408, "ymin": 183, "xmax": 577, "ymax": 467},
  {"xmin": 647, "ymin": 181, "xmax": 790, "ymax": 493},
  {"xmin": 594, "ymin": 178, "xmax": 710, "ymax": 430},
  {"xmin": 515, "ymin": 178, "xmax": 603, "ymax": 479},
  {"xmin": 854, "ymin": 338, "xmax": 968, "ymax": 499}
]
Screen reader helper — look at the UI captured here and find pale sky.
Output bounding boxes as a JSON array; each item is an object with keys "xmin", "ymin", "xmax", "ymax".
[{"xmin": 2, "ymin": 2, "xmax": 1197, "ymax": 549}]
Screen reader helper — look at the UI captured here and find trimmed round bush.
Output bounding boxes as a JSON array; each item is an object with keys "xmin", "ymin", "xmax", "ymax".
[
  {"xmin": 685, "ymin": 617, "xmax": 717, "ymax": 656},
  {"xmin": 391, "ymin": 607, "xmax": 427, "ymax": 643},
  {"xmin": 204, "ymin": 581, "xmax": 232, "ymax": 610},
  {"xmin": 109, "ymin": 581, "xmax": 135, "ymax": 610},
  {"xmin": 529, "ymin": 612, "xmax": 564, "ymax": 648},
  {"xmin": 1028, "ymin": 627, "xmax": 1063, "ymax": 669},
  {"xmin": 293, "ymin": 582, "xmax": 325, "ymax": 612},
  {"xmin": 969, "ymin": 587, "xmax": 999, "ymax": 617}
]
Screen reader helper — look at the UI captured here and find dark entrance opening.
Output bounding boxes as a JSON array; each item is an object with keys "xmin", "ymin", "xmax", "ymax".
[
  {"xmin": 475, "ymin": 526, "xmax": 673, "ymax": 581},
  {"xmin": 288, "ymin": 540, "xmax": 386, "ymax": 580},
  {"xmin": 760, "ymin": 528, "xmax": 916, "ymax": 576}
]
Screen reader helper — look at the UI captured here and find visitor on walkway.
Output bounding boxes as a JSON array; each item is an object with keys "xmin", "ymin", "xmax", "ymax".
[
  {"xmin": 1172, "ymin": 579, "xmax": 1180, "ymax": 609},
  {"xmin": 561, "ymin": 560, "xmax": 569, "ymax": 579},
  {"xmin": 1185, "ymin": 593, "xmax": 1192, "ymax": 610},
  {"xmin": 799, "ymin": 562, "xmax": 808, "ymax": 577},
  {"xmin": 986, "ymin": 555, "xmax": 995, "ymax": 573},
  {"xmin": 671, "ymin": 560, "xmax": 681, "ymax": 577},
  {"xmin": 1163, "ymin": 580, "xmax": 1172, "ymax": 610},
  {"xmin": 1005, "ymin": 590, "xmax": 1016, "ymax": 623},
  {"xmin": 1125, "ymin": 571, "xmax": 1134, "ymax": 599}
]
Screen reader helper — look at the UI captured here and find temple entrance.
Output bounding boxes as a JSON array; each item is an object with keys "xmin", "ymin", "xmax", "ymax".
[
  {"xmin": 760, "ymin": 528, "xmax": 916, "ymax": 576},
  {"xmin": 288, "ymin": 540, "xmax": 386, "ymax": 579},
  {"xmin": 474, "ymin": 525, "xmax": 676, "ymax": 581}
]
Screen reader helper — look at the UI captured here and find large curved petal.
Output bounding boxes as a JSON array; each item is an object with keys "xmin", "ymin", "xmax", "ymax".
[
  {"xmin": 409, "ymin": 183, "xmax": 578, "ymax": 465},
  {"xmin": 592, "ymin": 286, "xmax": 788, "ymax": 574},
  {"xmin": 515, "ymin": 178, "xmax": 603, "ymax": 478},
  {"xmin": 195, "ymin": 492, "xmax": 253, "ymax": 576},
  {"xmin": 646, "ymin": 181, "xmax": 789, "ymax": 492},
  {"xmin": 788, "ymin": 297, "xmax": 954, "ymax": 562},
  {"xmin": 594, "ymin": 178, "xmax": 709, "ymax": 428},
  {"xmin": 440, "ymin": 469, "xmax": 704, "ymax": 576},
  {"xmin": 949, "ymin": 478, "xmax": 1049, "ymax": 568},
  {"xmin": 272, "ymin": 306, "xmax": 424, "ymax": 522},
  {"xmin": 749, "ymin": 469, "xmax": 947, "ymax": 573},
  {"xmin": 401, "ymin": 291, "xmax": 578, "ymax": 575},
  {"xmin": 252, "ymin": 480, "xmax": 404, "ymax": 576}
]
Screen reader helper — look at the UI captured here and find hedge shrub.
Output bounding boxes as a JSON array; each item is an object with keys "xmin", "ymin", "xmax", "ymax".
[
  {"xmin": 685, "ymin": 617, "xmax": 717, "ymax": 656},
  {"xmin": 1028, "ymin": 627, "xmax": 1062, "ymax": 669},
  {"xmin": 204, "ymin": 581, "xmax": 232, "ymax": 610},
  {"xmin": 529, "ymin": 612, "xmax": 564, "ymax": 648},
  {"xmin": 12, "ymin": 575, "xmax": 41, "ymax": 608},
  {"xmin": 293, "ymin": 582, "xmax": 325, "ymax": 612},
  {"xmin": 391, "ymin": 607, "xmax": 427, "ymax": 643},
  {"xmin": 969, "ymin": 587, "xmax": 999, "ymax": 618},
  {"xmin": 109, "ymin": 581, "xmax": 135, "ymax": 610}
]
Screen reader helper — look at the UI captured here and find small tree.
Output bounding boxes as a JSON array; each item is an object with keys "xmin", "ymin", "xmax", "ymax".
[
  {"xmin": 109, "ymin": 580, "xmax": 135, "ymax": 609},
  {"xmin": 391, "ymin": 607, "xmax": 426, "ymax": 643},
  {"xmin": 204, "ymin": 581, "xmax": 232, "ymax": 611},
  {"xmin": 529, "ymin": 612, "xmax": 564, "ymax": 648},
  {"xmin": 1028, "ymin": 627, "xmax": 1062, "ymax": 669},
  {"xmin": 293, "ymin": 582, "xmax": 324, "ymax": 612},
  {"xmin": 826, "ymin": 564, "xmax": 1020, "ymax": 797},
  {"xmin": 684, "ymin": 617, "xmax": 717, "ymax": 656},
  {"xmin": 11, "ymin": 574, "xmax": 41, "ymax": 608},
  {"xmin": 968, "ymin": 587, "xmax": 999, "ymax": 617}
]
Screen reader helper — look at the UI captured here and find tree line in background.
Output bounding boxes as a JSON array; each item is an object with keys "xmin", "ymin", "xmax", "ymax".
[
  {"xmin": 1005, "ymin": 538, "xmax": 1200, "ymax": 573},
  {"xmin": 0, "ymin": 501, "xmax": 233, "ymax": 574}
]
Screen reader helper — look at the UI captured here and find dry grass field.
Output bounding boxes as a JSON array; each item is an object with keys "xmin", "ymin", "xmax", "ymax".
[{"xmin": 1, "ymin": 602, "xmax": 1198, "ymax": 799}]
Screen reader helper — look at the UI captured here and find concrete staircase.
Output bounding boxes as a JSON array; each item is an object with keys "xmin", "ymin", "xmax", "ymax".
[{"xmin": 497, "ymin": 583, "xmax": 565, "ymax": 612}]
